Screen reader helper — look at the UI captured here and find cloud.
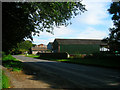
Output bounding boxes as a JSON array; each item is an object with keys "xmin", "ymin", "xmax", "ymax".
[
  {"xmin": 38, "ymin": 26, "xmax": 74, "ymax": 38},
  {"xmin": 32, "ymin": 27, "xmax": 109, "ymax": 45},
  {"xmin": 76, "ymin": 27, "xmax": 108, "ymax": 39},
  {"xmin": 31, "ymin": 1, "xmax": 112, "ymax": 45},
  {"xmin": 75, "ymin": 1, "xmax": 111, "ymax": 25},
  {"xmin": 32, "ymin": 38, "xmax": 49, "ymax": 45},
  {"xmin": 83, "ymin": 0, "xmax": 111, "ymax": 2},
  {"xmin": 32, "ymin": 26, "xmax": 74, "ymax": 44}
]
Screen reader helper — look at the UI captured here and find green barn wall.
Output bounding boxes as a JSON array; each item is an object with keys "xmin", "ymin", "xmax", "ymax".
[{"xmin": 60, "ymin": 44, "xmax": 100, "ymax": 54}]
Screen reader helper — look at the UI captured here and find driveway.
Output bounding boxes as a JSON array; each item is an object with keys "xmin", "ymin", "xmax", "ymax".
[{"xmin": 12, "ymin": 55, "xmax": 120, "ymax": 88}]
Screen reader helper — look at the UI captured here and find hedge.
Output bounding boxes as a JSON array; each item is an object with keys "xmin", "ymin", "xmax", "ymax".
[{"xmin": 37, "ymin": 52, "xmax": 69, "ymax": 59}]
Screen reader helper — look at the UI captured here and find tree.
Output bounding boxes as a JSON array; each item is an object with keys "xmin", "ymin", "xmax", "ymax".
[
  {"xmin": 11, "ymin": 40, "xmax": 33, "ymax": 54},
  {"xmin": 2, "ymin": 2, "xmax": 86, "ymax": 54},
  {"xmin": 106, "ymin": 2, "xmax": 120, "ymax": 53}
]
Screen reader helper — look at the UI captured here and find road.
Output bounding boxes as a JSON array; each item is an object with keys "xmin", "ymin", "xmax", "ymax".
[{"xmin": 12, "ymin": 55, "xmax": 120, "ymax": 88}]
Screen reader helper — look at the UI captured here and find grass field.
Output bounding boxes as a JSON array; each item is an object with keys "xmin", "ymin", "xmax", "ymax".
[{"xmin": 2, "ymin": 54, "xmax": 23, "ymax": 72}]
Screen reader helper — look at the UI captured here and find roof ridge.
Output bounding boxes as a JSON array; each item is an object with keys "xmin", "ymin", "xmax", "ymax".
[{"xmin": 55, "ymin": 38, "xmax": 102, "ymax": 40}]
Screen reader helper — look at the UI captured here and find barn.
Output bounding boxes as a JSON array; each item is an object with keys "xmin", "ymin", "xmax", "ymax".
[{"xmin": 52, "ymin": 39, "xmax": 108, "ymax": 55}]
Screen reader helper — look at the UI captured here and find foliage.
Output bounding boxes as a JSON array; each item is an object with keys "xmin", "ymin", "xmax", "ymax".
[
  {"xmin": 32, "ymin": 44, "xmax": 36, "ymax": 47},
  {"xmin": 60, "ymin": 44, "xmax": 100, "ymax": 54},
  {"xmin": 2, "ymin": 2, "xmax": 86, "ymax": 54},
  {"xmin": 18, "ymin": 40, "xmax": 32, "ymax": 51},
  {"xmin": 11, "ymin": 40, "xmax": 33, "ymax": 54},
  {"xmin": 106, "ymin": 2, "xmax": 120, "ymax": 52},
  {"xmin": 2, "ymin": 54, "xmax": 23, "ymax": 72},
  {"xmin": 2, "ymin": 71, "xmax": 10, "ymax": 89}
]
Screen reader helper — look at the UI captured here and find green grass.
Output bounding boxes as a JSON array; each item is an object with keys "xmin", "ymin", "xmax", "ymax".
[
  {"xmin": 25, "ymin": 54, "xmax": 39, "ymax": 58},
  {"xmin": 1, "ymin": 54, "xmax": 23, "ymax": 88},
  {"xmin": 2, "ymin": 54, "xmax": 23, "ymax": 72},
  {"xmin": 0, "ymin": 70, "xmax": 2, "ymax": 89},
  {"xmin": 1, "ymin": 70, "xmax": 10, "ymax": 89}
]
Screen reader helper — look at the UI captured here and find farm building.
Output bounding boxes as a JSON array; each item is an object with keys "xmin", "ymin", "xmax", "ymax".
[
  {"xmin": 31, "ymin": 44, "xmax": 48, "ymax": 54},
  {"xmin": 52, "ymin": 39, "xmax": 108, "ymax": 54},
  {"xmin": 47, "ymin": 42, "xmax": 53, "ymax": 50}
]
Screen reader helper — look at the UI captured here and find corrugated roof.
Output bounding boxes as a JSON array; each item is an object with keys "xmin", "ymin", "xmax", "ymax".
[{"xmin": 54, "ymin": 39, "xmax": 107, "ymax": 45}]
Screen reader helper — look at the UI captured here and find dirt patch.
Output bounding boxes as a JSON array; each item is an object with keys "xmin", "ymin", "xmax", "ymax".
[
  {"xmin": 2, "ymin": 63, "xmax": 78, "ymax": 89},
  {"xmin": 2, "ymin": 67, "xmax": 50, "ymax": 88}
]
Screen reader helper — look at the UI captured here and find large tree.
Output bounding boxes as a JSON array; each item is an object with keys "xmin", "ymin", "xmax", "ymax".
[
  {"xmin": 107, "ymin": 1, "xmax": 120, "ymax": 53},
  {"xmin": 2, "ymin": 2, "xmax": 86, "ymax": 54}
]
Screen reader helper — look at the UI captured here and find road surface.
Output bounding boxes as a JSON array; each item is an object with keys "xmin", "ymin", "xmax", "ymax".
[{"xmin": 12, "ymin": 55, "xmax": 120, "ymax": 88}]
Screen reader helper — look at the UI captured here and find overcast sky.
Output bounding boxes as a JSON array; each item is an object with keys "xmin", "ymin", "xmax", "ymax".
[{"xmin": 31, "ymin": 0, "xmax": 113, "ymax": 45}]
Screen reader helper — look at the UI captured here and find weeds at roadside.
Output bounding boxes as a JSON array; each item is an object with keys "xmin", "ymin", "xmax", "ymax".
[
  {"xmin": 2, "ymin": 54, "xmax": 23, "ymax": 72},
  {"xmin": 1, "ymin": 70, "xmax": 10, "ymax": 89}
]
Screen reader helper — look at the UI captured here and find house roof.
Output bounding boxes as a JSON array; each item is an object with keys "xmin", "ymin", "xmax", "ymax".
[{"xmin": 54, "ymin": 39, "xmax": 107, "ymax": 45}]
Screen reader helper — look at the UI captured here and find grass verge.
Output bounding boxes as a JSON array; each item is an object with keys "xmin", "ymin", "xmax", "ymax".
[
  {"xmin": 2, "ymin": 54, "xmax": 23, "ymax": 72},
  {"xmin": 25, "ymin": 54, "xmax": 39, "ymax": 58},
  {"xmin": 1, "ymin": 70, "xmax": 10, "ymax": 89}
]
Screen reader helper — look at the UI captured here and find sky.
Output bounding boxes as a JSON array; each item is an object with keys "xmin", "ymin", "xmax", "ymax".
[{"xmin": 31, "ymin": 0, "xmax": 113, "ymax": 45}]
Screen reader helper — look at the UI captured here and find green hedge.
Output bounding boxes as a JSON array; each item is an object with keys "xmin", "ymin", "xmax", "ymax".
[
  {"xmin": 60, "ymin": 44, "xmax": 100, "ymax": 54},
  {"xmin": 37, "ymin": 52, "xmax": 68, "ymax": 59}
]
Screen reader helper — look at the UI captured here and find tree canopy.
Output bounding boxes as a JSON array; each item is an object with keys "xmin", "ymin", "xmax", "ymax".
[
  {"xmin": 2, "ymin": 2, "xmax": 86, "ymax": 53},
  {"xmin": 11, "ymin": 40, "xmax": 33, "ymax": 54},
  {"xmin": 106, "ymin": 2, "xmax": 120, "ymax": 53}
]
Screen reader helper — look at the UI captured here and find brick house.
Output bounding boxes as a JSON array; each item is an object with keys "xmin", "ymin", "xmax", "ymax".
[{"xmin": 31, "ymin": 44, "xmax": 48, "ymax": 54}]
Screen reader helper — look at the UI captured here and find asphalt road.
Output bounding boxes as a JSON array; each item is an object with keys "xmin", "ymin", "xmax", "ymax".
[{"xmin": 12, "ymin": 55, "xmax": 120, "ymax": 88}]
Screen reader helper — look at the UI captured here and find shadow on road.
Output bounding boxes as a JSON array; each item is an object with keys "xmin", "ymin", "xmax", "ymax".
[
  {"xmin": 22, "ymin": 62, "xmax": 78, "ymax": 89},
  {"xmin": 21, "ymin": 61, "xmax": 120, "ymax": 89}
]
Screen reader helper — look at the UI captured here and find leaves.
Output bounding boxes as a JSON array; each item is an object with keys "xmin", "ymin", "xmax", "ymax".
[
  {"xmin": 2, "ymin": 2, "xmax": 86, "ymax": 53},
  {"xmin": 106, "ymin": 2, "xmax": 120, "ymax": 52}
]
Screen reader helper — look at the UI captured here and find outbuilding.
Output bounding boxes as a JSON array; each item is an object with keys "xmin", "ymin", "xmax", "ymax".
[{"xmin": 52, "ymin": 38, "xmax": 108, "ymax": 55}]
